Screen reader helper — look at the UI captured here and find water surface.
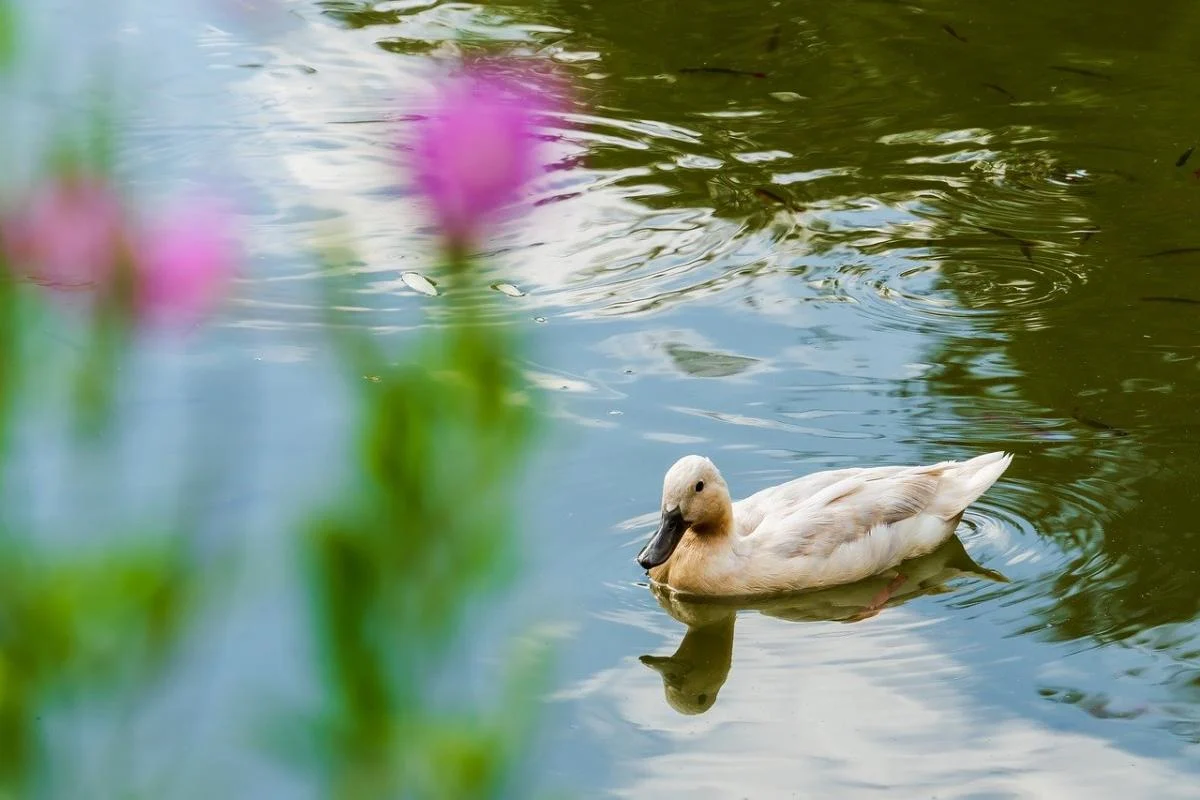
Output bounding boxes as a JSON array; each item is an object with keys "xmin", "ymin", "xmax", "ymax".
[{"xmin": 14, "ymin": 0, "xmax": 1200, "ymax": 796}]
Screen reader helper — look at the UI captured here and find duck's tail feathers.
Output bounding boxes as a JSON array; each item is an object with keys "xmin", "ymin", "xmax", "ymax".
[{"xmin": 931, "ymin": 451, "xmax": 1013, "ymax": 520}]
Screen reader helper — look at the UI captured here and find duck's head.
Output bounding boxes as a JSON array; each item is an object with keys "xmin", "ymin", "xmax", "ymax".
[{"xmin": 637, "ymin": 455, "xmax": 731, "ymax": 570}]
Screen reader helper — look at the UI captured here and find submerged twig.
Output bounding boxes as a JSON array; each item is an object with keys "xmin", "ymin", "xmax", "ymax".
[
  {"xmin": 979, "ymin": 225, "xmax": 1036, "ymax": 262},
  {"xmin": 1050, "ymin": 65, "xmax": 1112, "ymax": 81},
  {"xmin": 1143, "ymin": 247, "xmax": 1200, "ymax": 258},
  {"xmin": 1071, "ymin": 408, "xmax": 1129, "ymax": 437},
  {"xmin": 679, "ymin": 66, "xmax": 768, "ymax": 79},
  {"xmin": 982, "ymin": 83, "xmax": 1017, "ymax": 101},
  {"xmin": 753, "ymin": 187, "xmax": 788, "ymax": 206},
  {"xmin": 942, "ymin": 24, "xmax": 968, "ymax": 43},
  {"xmin": 1140, "ymin": 295, "xmax": 1200, "ymax": 305}
]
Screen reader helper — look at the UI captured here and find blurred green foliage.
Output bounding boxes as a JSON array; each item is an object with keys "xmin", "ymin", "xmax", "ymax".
[
  {"xmin": 0, "ymin": 191, "xmax": 546, "ymax": 797},
  {"xmin": 0, "ymin": 0, "xmax": 549, "ymax": 793},
  {"xmin": 0, "ymin": 0, "xmax": 13, "ymax": 73},
  {"xmin": 0, "ymin": 218, "xmax": 194, "ymax": 796},
  {"xmin": 0, "ymin": 180, "xmax": 546, "ymax": 798},
  {"xmin": 299, "ymin": 253, "xmax": 543, "ymax": 798},
  {"xmin": 0, "ymin": 539, "xmax": 189, "ymax": 789}
]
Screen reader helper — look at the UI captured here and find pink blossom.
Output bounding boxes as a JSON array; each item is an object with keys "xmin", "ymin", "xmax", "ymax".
[
  {"xmin": 133, "ymin": 199, "xmax": 236, "ymax": 327},
  {"xmin": 409, "ymin": 64, "xmax": 558, "ymax": 247},
  {"xmin": 1, "ymin": 175, "xmax": 126, "ymax": 290}
]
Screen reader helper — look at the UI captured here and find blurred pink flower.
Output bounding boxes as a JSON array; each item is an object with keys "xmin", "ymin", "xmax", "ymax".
[
  {"xmin": 0, "ymin": 176, "xmax": 237, "ymax": 328},
  {"xmin": 410, "ymin": 64, "xmax": 559, "ymax": 247},
  {"xmin": 1, "ymin": 175, "xmax": 126, "ymax": 290},
  {"xmin": 134, "ymin": 199, "xmax": 237, "ymax": 327}
]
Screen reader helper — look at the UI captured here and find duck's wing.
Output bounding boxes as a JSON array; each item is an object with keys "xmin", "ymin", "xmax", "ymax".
[
  {"xmin": 748, "ymin": 469, "xmax": 942, "ymax": 559},
  {"xmin": 744, "ymin": 452, "xmax": 1013, "ymax": 560},
  {"xmin": 733, "ymin": 466, "xmax": 903, "ymax": 536}
]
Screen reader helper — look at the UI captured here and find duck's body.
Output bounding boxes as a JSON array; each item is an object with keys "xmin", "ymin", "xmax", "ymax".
[{"xmin": 638, "ymin": 451, "xmax": 1012, "ymax": 596}]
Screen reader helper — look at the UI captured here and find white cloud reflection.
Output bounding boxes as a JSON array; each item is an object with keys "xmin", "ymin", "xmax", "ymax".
[{"xmin": 592, "ymin": 610, "xmax": 1191, "ymax": 798}]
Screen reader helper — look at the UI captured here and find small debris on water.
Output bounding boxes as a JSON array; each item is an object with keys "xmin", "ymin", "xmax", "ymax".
[{"xmin": 765, "ymin": 24, "xmax": 782, "ymax": 52}]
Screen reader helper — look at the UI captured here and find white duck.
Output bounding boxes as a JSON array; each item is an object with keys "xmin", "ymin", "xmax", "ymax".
[{"xmin": 636, "ymin": 451, "xmax": 1012, "ymax": 596}]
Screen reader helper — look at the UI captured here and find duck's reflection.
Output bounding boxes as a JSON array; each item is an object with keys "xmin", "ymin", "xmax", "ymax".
[{"xmin": 640, "ymin": 535, "xmax": 1005, "ymax": 715}]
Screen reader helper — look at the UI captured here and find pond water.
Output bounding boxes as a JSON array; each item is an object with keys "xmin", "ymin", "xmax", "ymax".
[{"xmin": 15, "ymin": 0, "xmax": 1200, "ymax": 796}]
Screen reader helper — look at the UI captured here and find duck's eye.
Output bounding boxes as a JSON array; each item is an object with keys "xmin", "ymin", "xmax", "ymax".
[{"xmin": 695, "ymin": 480, "xmax": 705, "ymax": 492}]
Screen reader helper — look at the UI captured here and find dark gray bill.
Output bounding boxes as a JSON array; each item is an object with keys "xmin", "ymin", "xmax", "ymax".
[{"xmin": 637, "ymin": 506, "xmax": 686, "ymax": 569}]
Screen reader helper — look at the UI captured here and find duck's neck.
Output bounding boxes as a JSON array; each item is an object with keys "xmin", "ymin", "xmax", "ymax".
[
  {"xmin": 690, "ymin": 500, "xmax": 734, "ymax": 539},
  {"xmin": 649, "ymin": 500, "xmax": 735, "ymax": 589}
]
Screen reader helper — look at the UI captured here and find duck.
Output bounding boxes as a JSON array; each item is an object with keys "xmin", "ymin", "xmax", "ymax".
[
  {"xmin": 636, "ymin": 450, "xmax": 1012, "ymax": 596},
  {"xmin": 641, "ymin": 535, "xmax": 1008, "ymax": 714}
]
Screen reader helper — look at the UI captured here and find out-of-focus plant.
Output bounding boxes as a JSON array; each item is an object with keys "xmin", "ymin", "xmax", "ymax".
[
  {"xmin": 1, "ymin": 176, "xmax": 234, "ymax": 323},
  {"xmin": 0, "ymin": 0, "xmax": 568, "ymax": 792},
  {"xmin": 132, "ymin": 197, "xmax": 237, "ymax": 327},
  {"xmin": 0, "ymin": 0, "xmax": 14, "ymax": 72},
  {"xmin": 293, "ymin": 60, "xmax": 565, "ymax": 799},
  {"xmin": 411, "ymin": 67, "xmax": 549, "ymax": 252},
  {"xmin": 0, "ymin": 155, "xmax": 236, "ymax": 794},
  {"xmin": 0, "ymin": 169, "xmax": 234, "ymax": 434}
]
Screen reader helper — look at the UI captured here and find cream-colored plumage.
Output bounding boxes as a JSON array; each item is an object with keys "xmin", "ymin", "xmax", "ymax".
[{"xmin": 637, "ymin": 451, "xmax": 1012, "ymax": 596}]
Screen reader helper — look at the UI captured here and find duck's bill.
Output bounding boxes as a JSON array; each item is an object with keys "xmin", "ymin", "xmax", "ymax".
[{"xmin": 637, "ymin": 507, "xmax": 686, "ymax": 570}]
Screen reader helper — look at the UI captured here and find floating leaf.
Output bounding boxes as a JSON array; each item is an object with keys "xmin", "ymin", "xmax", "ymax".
[
  {"xmin": 491, "ymin": 282, "xmax": 525, "ymax": 298},
  {"xmin": 401, "ymin": 271, "xmax": 438, "ymax": 296}
]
